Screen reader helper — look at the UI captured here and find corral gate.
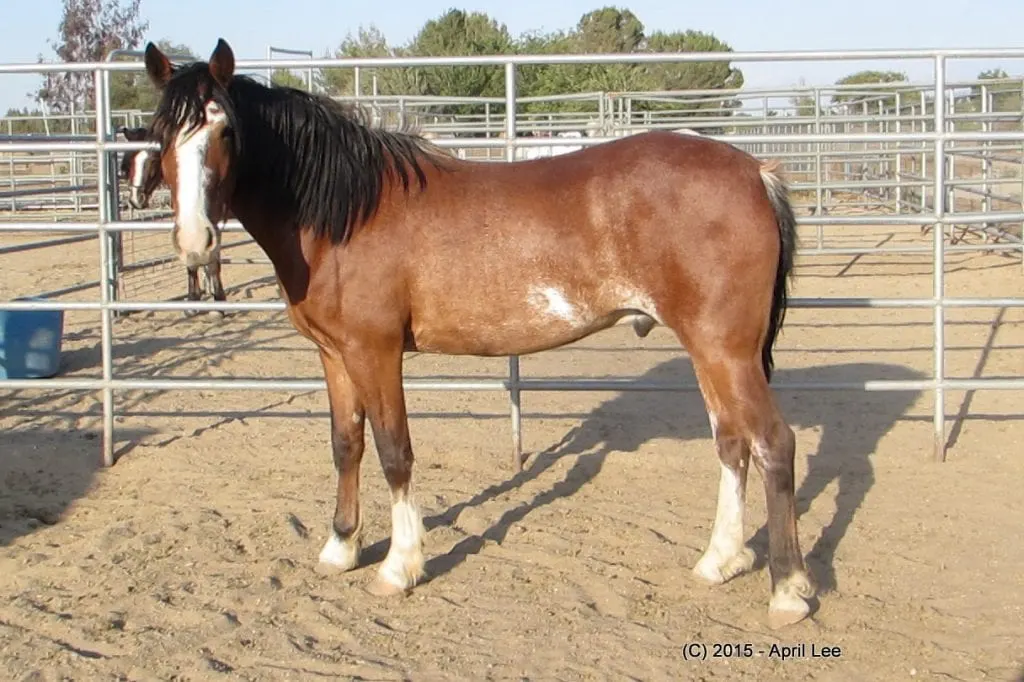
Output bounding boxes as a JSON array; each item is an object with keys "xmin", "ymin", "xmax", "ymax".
[{"xmin": 1, "ymin": 49, "xmax": 1023, "ymax": 468}]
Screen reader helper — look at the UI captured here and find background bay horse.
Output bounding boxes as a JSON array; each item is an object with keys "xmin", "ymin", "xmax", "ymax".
[
  {"xmin": 118, "ymin": 126, "xmax": 228, "ymax": 312},
  {"xmin": 143, "ymin": 39, "xmax": 813, "ymax": 629}
]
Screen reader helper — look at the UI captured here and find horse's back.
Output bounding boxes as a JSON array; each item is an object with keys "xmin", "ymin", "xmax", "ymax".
[{"xmin": 355, "ymin": 130, "xmax": 778, "ymax": 356}]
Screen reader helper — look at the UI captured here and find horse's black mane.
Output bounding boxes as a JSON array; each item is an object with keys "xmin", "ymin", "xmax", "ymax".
[{"xmin": 149, "ymin": 61, "xmax": 448, "ymax": 244}]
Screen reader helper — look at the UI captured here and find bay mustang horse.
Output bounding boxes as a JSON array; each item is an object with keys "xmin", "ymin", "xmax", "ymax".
[
  {"xmin": 118, "ymin": 126, "xmax": 228, "ymax": 312},
  {"xmin": 142, "ymin": 39, "xmax": 813, "ymax": 628}
]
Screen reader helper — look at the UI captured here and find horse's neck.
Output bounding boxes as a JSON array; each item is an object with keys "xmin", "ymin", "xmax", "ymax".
[{"xmin": 230, "ymin": 201, "xmax": 310, "ymax": 304}]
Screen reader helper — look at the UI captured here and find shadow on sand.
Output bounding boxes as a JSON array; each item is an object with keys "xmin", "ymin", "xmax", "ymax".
[
  {"xmin": 360, "ymin": 357, "xmax": 925, "ymax": 597},
  {"xmin": 0, "ymin": 426, "xmax": 158, "ymax": 547}
]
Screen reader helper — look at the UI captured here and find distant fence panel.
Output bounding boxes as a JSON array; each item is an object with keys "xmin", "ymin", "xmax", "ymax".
[{"xmin": 1, "ymin": 49, "xmax": 1023, "ymax": 468}]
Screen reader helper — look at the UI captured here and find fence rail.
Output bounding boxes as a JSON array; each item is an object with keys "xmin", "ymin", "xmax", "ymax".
[{"xmin": 2, "ymin": 48, "xmax": 1024, "ymax": 468}]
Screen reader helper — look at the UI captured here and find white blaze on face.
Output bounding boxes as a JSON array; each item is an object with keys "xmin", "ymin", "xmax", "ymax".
[
  {"xmin": 128, "ymin": 149, "xmax": 151, "ymax": 208},
  {"xmin": 173, "ymin": 100, "xmax": 227, "ymax": 256},
  {"xmin": 130, "ymin": 149, "xmax": 150, "ymax": 190}
]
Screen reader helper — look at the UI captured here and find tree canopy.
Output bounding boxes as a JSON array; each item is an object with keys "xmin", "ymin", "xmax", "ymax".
[
  {"xmin": 320, "ymin": 6, "xmax": 744, "ymax": 115},
  {"xmin": 13, "ymin": 2, "xmax": 1022, "ymax": 128},
  {"xmin": 34, "ymin": 0, "xmax": 148, "ymax": 113}
]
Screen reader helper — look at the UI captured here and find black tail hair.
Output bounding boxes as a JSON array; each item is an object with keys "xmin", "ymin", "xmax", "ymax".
[{"xmin": 758, "ymin": 160, "xmax": 798, "ymax": 383}]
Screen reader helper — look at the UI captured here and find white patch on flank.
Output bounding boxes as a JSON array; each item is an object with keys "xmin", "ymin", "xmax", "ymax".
[
  {"xmin": 692, "ymin": 462, "xmax": 754, "ymax": 584},
  {"xmin": 318, "ymin": 532, "xmax": 360, "ymax": 571},
  {"xmin": 173, "ymin": 100, "xmax": 227, "ymax": 256},
  {"xmin": 376, "ymin": 494, "xmax": 425, "ymax": 590},
  {"xmin": 351, "ymin": 411, "xmax": 362, "ymax": 424},
  {"xmin": 528, "ymin": 285, "xmax": 582, "ymax": 324}
]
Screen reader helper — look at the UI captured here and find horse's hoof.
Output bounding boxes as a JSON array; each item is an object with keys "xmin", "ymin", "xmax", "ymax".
[
  {"xmin": 314, "ymin": 562, "xmax": 346, "ymax": 576},
  {"xmin": 767, "ymin": 572, "xmax": 815, "ymax": 629},
  {"xmin": 207, "ymin": 310, "xmax": 226, "ymax": 320},
  {"xmin": 768, "ymin": 602, "xmax": 811, "ymax": 630},
  {"xmin": 366, "ymin": 575, "xmax": 411, "ymax": 598},
  {"xmin": 691, "ymin": 547, "xmax": 756, "ymax": 585}
]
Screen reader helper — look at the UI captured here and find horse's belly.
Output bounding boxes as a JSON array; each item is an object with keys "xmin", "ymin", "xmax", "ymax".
[
  {"xmin": 409, "ymin": 286, "xmax": 624, "ymax": 356},
  {"xmin": 412, "ymin": 319, "xmax": 601, "ymax": 357}
]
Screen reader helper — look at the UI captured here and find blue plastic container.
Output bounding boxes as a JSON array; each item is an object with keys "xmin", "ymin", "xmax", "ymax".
[{"xmin": 0, "ymin": 298, "xmax": 65, "ymax": 379}]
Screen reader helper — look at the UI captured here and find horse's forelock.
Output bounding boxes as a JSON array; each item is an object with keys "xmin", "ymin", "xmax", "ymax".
[{"xmin": 152, "ymin": 63, "xmax": 235, "ymax": 149}]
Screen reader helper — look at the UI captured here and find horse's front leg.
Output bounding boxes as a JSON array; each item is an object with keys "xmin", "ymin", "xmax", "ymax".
[
  {"xmin": 316, "ymin": 348, "xmax": 367, "ymax": 573},
  {"xmin": 204, "ymin": 255, "xmax": 227, "ymax": 319},
  {"xmin": 183, "ymin": 266, "xmax": 201, "ymax": 317},
  {"xmin": 341, "ymin": 336, "xmax": 424, "ymax": 596}
]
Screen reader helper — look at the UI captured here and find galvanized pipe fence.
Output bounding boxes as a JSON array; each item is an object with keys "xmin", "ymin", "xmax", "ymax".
[{"xmin": 2, "ymin": 48, "xmax": 1024, "ymax": 469}]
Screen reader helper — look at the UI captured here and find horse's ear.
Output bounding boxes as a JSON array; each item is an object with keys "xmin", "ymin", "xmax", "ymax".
[
  {"xmin": 144, "ymin": 42, "xmax": 173, "ymax": 88},
  {"xmin": 208, "ymin": 38, "xmax": 235, "ymax": 89}
]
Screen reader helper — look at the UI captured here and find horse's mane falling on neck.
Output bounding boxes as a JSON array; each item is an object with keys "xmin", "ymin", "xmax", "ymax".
[{"xmin": 149, "ymin": 62, "xmax": 450, "ymax": 244}]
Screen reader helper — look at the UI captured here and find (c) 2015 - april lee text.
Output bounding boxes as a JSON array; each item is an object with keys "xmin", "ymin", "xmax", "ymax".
[{"xmin": 681, "ymin": 642, "xmax": 843, "ymax": 661}]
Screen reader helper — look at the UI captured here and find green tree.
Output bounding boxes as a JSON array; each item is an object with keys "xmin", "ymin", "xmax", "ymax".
[
  {"xmin": 406, "ymin": 8, "xmax": 514, "ymax": 108},
  {"xmin": 271, "ymin": 68, "xmax": 308, "ymax": 90},
  {"xmin": 514, "ymin": 10, "xmax": 743, "ymax": 120},
  {"xmin": 317, "ymin": 25, "xmax": 419, "ymax": 97},
  {"xmin": 109, "ymin": 39, "xmax": 194, "ymax": 112},
  {"xmin": 3, "ymin": 107, "xmax": 60, "ymax": 134},
  {"xmin": 972, "ymin": 68, "xmax": 1021, "ymax": 114},
  {"xmin": 789, "ymin": 77, "xmax": 821, "ymax": 118},
  {"xmin": 831, "ymin": 70, "xmax": 908, "ymax": 112},
  {"xmin": 514, "ymin": 29, "xmax": 584, "ymax": 112},
  {"xmin": 35, "ymin": 0, "xmax": 149, "ymax": 113},
  {"xmin": 640, "ymin": 29, "xmax": 743, "ymax": 120},
  {"xmin": 568, "ymin": 7, "xmax": 646, "ymax": 93}
]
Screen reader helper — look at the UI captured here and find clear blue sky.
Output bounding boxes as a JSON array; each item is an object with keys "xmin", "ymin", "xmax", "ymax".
[{"xmin": 2, "ymin": 0, "xmax": 1023, "ymax": 112}]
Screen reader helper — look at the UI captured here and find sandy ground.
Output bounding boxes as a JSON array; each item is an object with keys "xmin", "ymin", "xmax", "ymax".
[{"xmin": 1, "ymin": 214, "xmax": 1024, "ymax": 681}]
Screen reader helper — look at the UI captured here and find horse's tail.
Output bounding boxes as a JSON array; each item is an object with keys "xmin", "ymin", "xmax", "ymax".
[{"xmin": 757, "ymin": 159, "xmax": 798, "ymax": 383}]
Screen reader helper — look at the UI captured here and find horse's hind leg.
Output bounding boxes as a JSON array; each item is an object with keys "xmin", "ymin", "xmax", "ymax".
[
  {"xmin": 687, "ymin": 347, "xmax": 813, "ymax": 628},
  {"xmin": 690, "ymin": 365, "xmax": 756, "ymax": 586}
]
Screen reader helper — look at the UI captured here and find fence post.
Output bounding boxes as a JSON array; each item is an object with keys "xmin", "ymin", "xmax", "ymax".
[
  {"xmin": 813, "ymin": 87, "xmax": 823, "ymax": 246},
  {"xmin": 920, "ymin": 90, "xmax": 928, "ymax": 214},
  {"xmin": 895, "ymin": 91, "xmax": 902, "ymax": 214},
  {"xmin": 932, "ymin": 55, "xmax": 947, "ymax": 462},
  {"xmin": 505, "ymin": 61, "xmax": 523, "ymax": 472},
  {"xmin": 94, "ymin": 67, "xmax": 116, "ymax": 467},
  {"xmin": 981, "ymin": 84, "xmax": 991, "ymax": 232}
]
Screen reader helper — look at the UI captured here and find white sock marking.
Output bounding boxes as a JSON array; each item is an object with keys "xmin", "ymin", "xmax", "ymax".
[
  {"xmin": 377, "ymin": 494, "xmax": 425, "ymax": 589},
  {"xmin": 694, "ymin": 462, "xmax": 752, "ymax": 583},
  {"xmin": 318, "ymin": 532, "xmax": 360, "ymax": 571}
]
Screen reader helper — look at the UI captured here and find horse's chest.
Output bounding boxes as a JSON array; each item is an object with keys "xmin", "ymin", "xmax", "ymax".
[{"xmin": 284, "ymin": 302, "xmax": 322, "ymax": 345}]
